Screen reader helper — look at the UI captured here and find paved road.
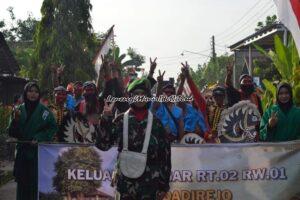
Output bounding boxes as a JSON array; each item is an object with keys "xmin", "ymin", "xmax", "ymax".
[{"xmin": 0, "ymin": 180, "xmax": 16, "ymax": 200}]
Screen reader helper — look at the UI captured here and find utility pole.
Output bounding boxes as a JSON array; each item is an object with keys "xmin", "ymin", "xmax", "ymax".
[{"xmin": 211, "ymin": 35, "xmax": 216, "ymax": 63}]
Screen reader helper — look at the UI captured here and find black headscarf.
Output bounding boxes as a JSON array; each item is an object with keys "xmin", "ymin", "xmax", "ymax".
[
  {"xmin": 276, "ymin": 83, "xmax": 293, "ymax": 113},
  {"xmin": 23, "ymin": 82, "xmax": 40, "ymax": 120}
]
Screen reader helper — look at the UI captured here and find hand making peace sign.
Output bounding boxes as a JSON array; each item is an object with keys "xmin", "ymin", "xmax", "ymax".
[
  {"xmin": 102, "ymin": 101, "xmax": 115, "ymax": 117},
  {"xmin": 268, "ymin": 111, "xmax": 278, "ymax": 128},
  {"xmin": 181, "ymin": 61, "xmax": 190, "ymax": 78},
  {"xmin": 149, "ymin": 57, "xmax": 157, "ymax": 75},
  {"xmin": 157, "ymin": 69, "xmax": 165, "ymax": 84}
]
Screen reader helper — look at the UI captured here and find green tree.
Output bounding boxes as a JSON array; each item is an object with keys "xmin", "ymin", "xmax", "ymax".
[
  {"xmin": 1, "ymin": 7, "xmax": 17, "ymax": 42},
  {"xmin": 253, "ymin": 58, "xmax": 281, "ymax": 81},
  {"xmin": 0, "ymin": 7, "xmax": 38, "ymax": 79},
  {"xmin": 254, "ymin": 34, "xmax": 300, "ymax": 108},
  {"xmin": 255, "ymin": 15, "xmax": 277, "ymax": 32},
  {"xmin": 190, "ymin": 64, "xmax": 205, "ymax": 88},
  {"xmin": 127, "ymin": 47, "xmax": 145, "ymax": 68},
  {"xmin": 0, "ymin": 7, "xmax": 38, "ymax": 42},
  {"xmin": 190, "ymin": 54, "xmax": 234, "ymax": 89},
  {"xmin": 53, "ymin": 147, "xmax": 102, "ymax": 199},
  {"xmin": 34, "ymin": 0, "xmax": 98, "ymax": 89},
  {"xmin": 16, "ymin": 13, "xmax": 38, "ymax": 41}
]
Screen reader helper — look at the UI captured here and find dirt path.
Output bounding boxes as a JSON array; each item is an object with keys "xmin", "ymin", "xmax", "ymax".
[{"xmin": 0, "ymin": 180, "xmax": 16, "ymax": 200}]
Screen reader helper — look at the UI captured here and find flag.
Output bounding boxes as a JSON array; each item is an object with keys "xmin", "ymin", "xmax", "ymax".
[
  {"xmin": 182, "ymin": 79, "xmax": 192, "ymax": 96},
  {"xmin": 274, "ymin": 0, "xmax": 300, "ymax": 55},
  {"xmin": 93, "ymin": 25, "xmax": 115, "ymax": 79}
]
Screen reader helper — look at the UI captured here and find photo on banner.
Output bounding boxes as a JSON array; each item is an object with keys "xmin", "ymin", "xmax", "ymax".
[{"xmin": 38, "ymin": 144, "xmax": 118, "ymax": 200}]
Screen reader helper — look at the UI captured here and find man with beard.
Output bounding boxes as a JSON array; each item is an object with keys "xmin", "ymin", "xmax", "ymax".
[
  {"xmin": 96, "ymin": 77, "xmax": 171, "ymax": 200},
  {"xmin": 225, "ymin": 63, "xmax": 263, "ymax": 115},
  {"xmin": 49, "ymin": 86, "xmax": 73, "ymax": 142},
  {"xmin": 260, "ymin": 83, "xmax": 300, "ymax": 141},
  {"xmin": 78, "ymin": 81, "xmax": 101, "ymax": 125}
]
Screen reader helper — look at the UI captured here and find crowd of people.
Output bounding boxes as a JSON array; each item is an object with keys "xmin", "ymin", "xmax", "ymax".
[{"xmin": 6, "ymin": 58, "xmax": 300, "ymax": 199}]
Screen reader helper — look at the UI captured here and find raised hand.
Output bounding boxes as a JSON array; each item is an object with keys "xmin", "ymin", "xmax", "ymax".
[
  {"xmin": 56, "ymin": 64, "xmax": 65, "ymax": 77},
  {"xmin": 13, "ymin": 107, "xmax": 21, "ymax": 122},
  {"xmin": 181, "ymin": 61, "xmax": 189, "ymax": 69},
  {"xmin": 149, "ymin": 57, "xmax": 157, "ymax": 76},
  {"xmin": 110, "ymin": 61, "xmax": 120, "ymax": 79},
  {"xmin": 181, "ymin": 61, "xmax": 190, "ymax": 78},
  {"xmin": 225, "ymin": 61, "xmax": 234, "ymax": 86},
  {"xmin": 101, "ymin": 55, "xmax": 112, "ymax": 79},
  {"xmin": 103, "ymin": 101, "xmax": 115, "ymax": 117},
  {"xmin": 226, "ymin": 61, "xmax": 234, "ymax": 75},
  {"xmin": 268, "ymin": 111, "xmax": 278, "ymax": 128},
  {"xmin": 178, "ymin": 72, "xmax": 185, "ymax": 83},
  {"xmin": 157, "ymin": 69, "xmax": 165, "ymax": 84},
  {"xmin": 31, "ymin": 139, "xmax": 38, "ymax": 146}
]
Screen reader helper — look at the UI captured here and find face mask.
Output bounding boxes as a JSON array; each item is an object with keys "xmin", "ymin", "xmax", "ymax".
[
  {"xmin": 57, "ymin": 94, "xmax": 67, "ymax": 103},
  {"xmin": 240, "ymin": 84, "xmax": 254, "ymax": 95}
]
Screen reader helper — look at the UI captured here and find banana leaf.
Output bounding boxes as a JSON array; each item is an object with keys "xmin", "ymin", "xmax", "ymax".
[
  {"xmin": 121, "ymin": 60, "xmax": 136, "ymax": 67},
  {"xmin": 262, "ymin": 79, "xmax": 276, "ymax": 98}
]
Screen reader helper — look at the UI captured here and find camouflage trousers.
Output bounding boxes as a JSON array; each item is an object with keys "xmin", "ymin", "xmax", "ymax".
[
  {"xmin": 115, "ymin": 181, "xmax": 163, "ymax": 200},
  {"xmin": 115, "ymin": 190, "xmax": 160, "ymax": 200}
]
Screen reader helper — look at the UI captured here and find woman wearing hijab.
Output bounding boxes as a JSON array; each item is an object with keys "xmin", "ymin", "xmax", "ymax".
[
  {"xmin": 7, "ymin": 82, "xmax": 58, "ymax": 200},
  {"xmin": 96, "ymin": 77, "xmax": 171, "ymax": 200},
  {"xmin": 260, "ymin": 83, "xmax": 300, "ymax": 141}
]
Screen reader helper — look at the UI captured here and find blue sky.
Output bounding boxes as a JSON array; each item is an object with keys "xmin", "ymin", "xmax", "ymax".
[{"xmin": 0, "ymin": 0, "xmax": 277, "ymax": 78}]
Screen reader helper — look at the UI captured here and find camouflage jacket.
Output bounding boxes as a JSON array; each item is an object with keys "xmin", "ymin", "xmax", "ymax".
[{"xmin": 96, "ymin": 109, "xmax": 171, "ymax": 198}]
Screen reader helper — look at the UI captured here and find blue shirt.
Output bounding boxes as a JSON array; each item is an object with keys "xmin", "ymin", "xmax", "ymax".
[
  {"xmin": 66, "ymin": 94, "xmax": 75, "ymax": 111},
  {"xmin": 183, "ymin": 103, "xmax": 207, "ymax": 133},
  {"xmin": 153, "ymin": 103, "xmax": 182, "ymax": 136}
]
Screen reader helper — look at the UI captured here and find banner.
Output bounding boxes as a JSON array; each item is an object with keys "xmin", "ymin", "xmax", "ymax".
[
  {"xmin": 38, "ymin": 144, "xmax": 118, "ymax": 200},
  {"xmin": 38, "ymin": 141, "xmax": 300, "ymax": 200}
]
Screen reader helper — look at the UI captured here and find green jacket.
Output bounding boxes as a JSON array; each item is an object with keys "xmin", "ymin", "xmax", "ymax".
[
  {"xmin": 8, "ymin": 103, "xmax": 58, "ymax": 200},
  {"xmin": 8, "ymin": 103, "xmax": 58, "ymax": 159},
  {"xmin": 8, "ymin": 104, "xmax": 58, "ymax": 159},
  {"xmin": 260, "ymin": 105, "xmax": 300, "ymax": 142}
]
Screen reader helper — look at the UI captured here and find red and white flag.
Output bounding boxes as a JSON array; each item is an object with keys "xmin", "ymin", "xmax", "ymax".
[
  {"xmin": 93, "ymin": 25, "xmax": 115, "ymax": 79},
  {"xmin": 274, "ymin": 0, "xmax": 300, "ymax": 55},
  {"xmin": 182, "ymin": 80, "xmax": 192, "ymax": 96}
]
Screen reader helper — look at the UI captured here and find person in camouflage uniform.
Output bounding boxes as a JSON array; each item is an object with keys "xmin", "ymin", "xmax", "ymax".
[{"xmin": 96, "ymin": 77, "xmax": 171, "ymax": 200}]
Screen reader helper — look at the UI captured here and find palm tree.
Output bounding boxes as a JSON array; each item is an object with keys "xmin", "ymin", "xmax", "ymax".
[{"xmin": 254, "ymin": 34, "xmax": 300, "ymax": 108}]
